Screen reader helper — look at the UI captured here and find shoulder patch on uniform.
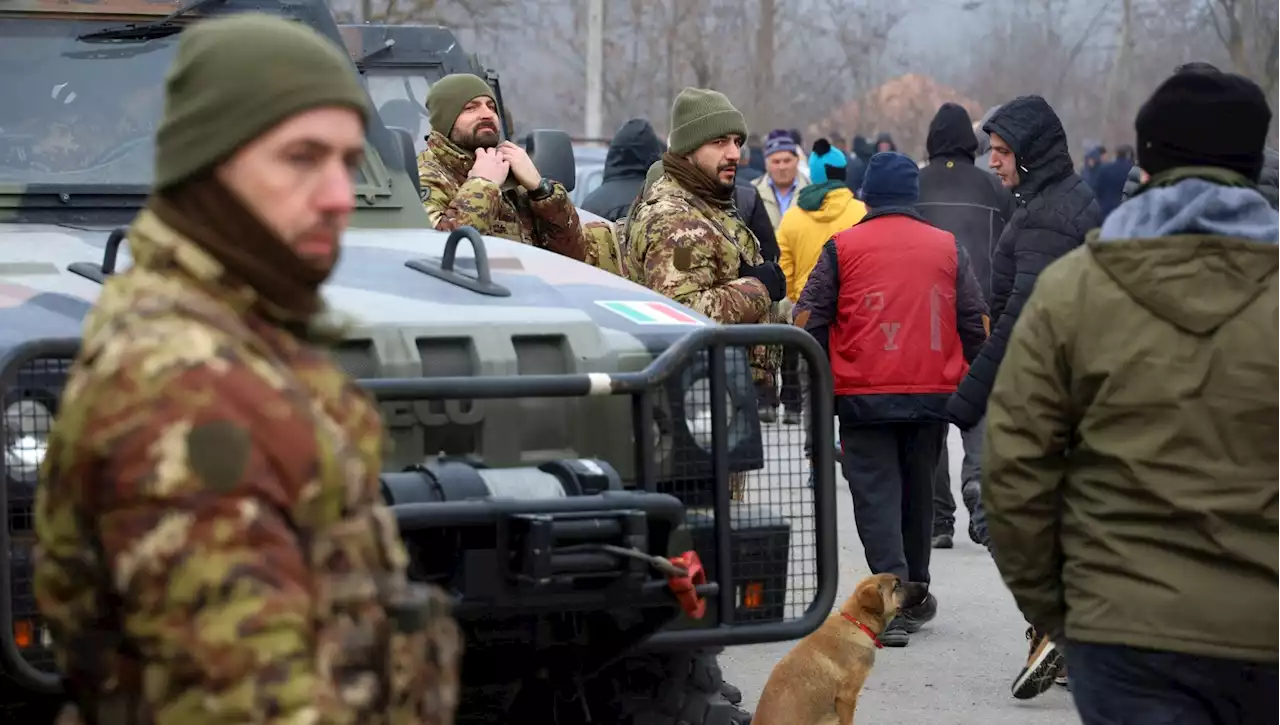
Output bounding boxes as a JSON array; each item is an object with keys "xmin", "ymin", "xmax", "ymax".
[
  {"xmin": 187, "ymin": 420, "xmax": 251, "ymax": 492},
  {"xmin": 673, "ymin": 247, "xmax": 693, "ymax": 272}
]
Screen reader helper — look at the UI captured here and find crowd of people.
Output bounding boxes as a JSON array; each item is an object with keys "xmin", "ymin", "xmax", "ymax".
[
  {"xmin": 28, "ymin": 9, "xmax": 1276, "ymax": 725},
  {"xmin": 569, "ymin": 63, "xmax": 1278, "ymax": 723}
]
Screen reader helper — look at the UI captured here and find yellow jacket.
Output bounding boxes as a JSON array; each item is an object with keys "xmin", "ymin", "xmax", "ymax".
[{"xmin": 776, "ymin": 186, "xmax": 867, "ymax": 302}]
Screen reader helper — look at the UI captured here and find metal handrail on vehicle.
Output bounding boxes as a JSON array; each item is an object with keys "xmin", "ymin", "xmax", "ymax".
[
  {"xmin": 0, "ymin": 323, "xmax": 838, "ymax": 690},
  {"xmin": 359, "ymin": 323, "xmax": 839, "ymax": 648}
]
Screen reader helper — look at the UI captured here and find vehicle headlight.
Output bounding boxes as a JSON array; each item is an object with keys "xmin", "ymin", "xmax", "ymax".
[
  {"xmin": 5, "ymin": 400, "xmax": 53, "ymax": 482},
  {"xmin": 681, "ymin": 376, "xmax": 736, "ymax": 451}
]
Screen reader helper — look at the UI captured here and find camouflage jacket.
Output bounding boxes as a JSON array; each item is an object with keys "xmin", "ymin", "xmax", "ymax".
[
  {"xmin": 624, "ymin": 175, "xmax": 772, "ymax": 325},
  {"xmin": 33, "ymin": 211, "xmax": 460, "ymax": 725},
  {"xmin": 417, "ymin": 131, "xmax": 588, "ymax": 262}
]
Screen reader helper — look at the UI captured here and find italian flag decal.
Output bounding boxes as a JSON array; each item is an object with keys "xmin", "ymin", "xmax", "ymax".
[{"xmin": 596, "ymin": 300, "xmax": 705, "ymax": 326}]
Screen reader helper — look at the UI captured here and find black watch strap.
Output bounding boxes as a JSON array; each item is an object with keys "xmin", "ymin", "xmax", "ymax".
[{"xmin": 528, "ymin": 177, "xmax": 555, "ymax": 201}]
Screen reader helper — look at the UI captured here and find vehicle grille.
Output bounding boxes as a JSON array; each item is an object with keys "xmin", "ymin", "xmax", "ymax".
[{"xmin": 4, "ymin": 356, "xmax": 72, "ymax": 675}]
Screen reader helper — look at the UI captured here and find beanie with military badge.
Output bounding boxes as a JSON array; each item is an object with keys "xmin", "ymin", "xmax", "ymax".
[
  {"xmin": 427, "ymin": 73, "xmax": 497, "ymax": 138},
  {"xmin": 668, "ymin": 88, "xmax": 748, "ymax": 156},
  {"xmin": 154, "ymin": 13, "xmax": 370, "ymax": 191}
]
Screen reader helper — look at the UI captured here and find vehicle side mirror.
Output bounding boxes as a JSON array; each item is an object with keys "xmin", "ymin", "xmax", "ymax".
[
  {"xmin": 525, "ymin": 128, "xmax": 576, "ymax": 192},
  {"xmin": 389, "ymin": 126, "xmax": 422, "ymax": 198}
]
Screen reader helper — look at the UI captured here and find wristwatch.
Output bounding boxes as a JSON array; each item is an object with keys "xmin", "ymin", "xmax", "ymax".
[{"xmin": 527, "ymin": 176, "xmax": 555, "ymax": 201}]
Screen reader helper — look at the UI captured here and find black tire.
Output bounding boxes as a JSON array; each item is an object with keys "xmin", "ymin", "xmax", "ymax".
[{"xmin": 614, "ymin": 649, "xmax": 752, "ymax": 725}]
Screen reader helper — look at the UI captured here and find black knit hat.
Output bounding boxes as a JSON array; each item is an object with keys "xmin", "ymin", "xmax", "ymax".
[{"xmin": 1135, "ymin": 69, "xmax": 1272, "ymax": 180}]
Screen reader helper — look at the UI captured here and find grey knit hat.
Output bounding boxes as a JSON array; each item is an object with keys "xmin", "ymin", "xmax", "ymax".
[{"xmin": 668, "ymin": 88, "xmax": 748, "ymax": 156}]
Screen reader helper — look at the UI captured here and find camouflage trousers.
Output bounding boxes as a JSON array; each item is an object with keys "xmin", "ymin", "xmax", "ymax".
[{"xmin": 749, "ymin": 300, "xmax": 789, "ymax": 390}]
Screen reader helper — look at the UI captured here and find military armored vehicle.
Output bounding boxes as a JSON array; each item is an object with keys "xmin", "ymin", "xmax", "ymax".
[
  {"xmin": 0, "ymin": 1, "xmax": 839, "ymax": 723},
  {"xmin": 337, "ymin": 23, "xmax": 485, "ymax": 157}
]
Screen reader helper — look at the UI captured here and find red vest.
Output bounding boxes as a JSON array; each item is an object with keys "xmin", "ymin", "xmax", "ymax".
[{"xmin": 830, "ymin": 214, "xmax": 968, "ymax": 396}]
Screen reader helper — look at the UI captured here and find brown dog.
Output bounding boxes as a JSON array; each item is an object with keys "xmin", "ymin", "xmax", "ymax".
[{"xmin": 752, "ymin": 573, "xmax": 924, "ymax": 725}]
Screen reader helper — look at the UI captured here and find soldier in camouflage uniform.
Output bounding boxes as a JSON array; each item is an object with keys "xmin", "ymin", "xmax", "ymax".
[
  {"xmin": 416, "ymin": 73, "xmax": 589, "ymax": 262},
  {"xmin": 625, "ymin": 88, "xmax": 789, "ymax": 500},
  {"xmin": 33, "ymin": 15, "xmax": 460, "ymax": 725}
]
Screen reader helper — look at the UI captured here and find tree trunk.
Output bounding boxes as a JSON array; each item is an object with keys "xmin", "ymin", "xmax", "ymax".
[{"xmin": 753, "ymin": 0, "xmax": 776, "ymax": 131}]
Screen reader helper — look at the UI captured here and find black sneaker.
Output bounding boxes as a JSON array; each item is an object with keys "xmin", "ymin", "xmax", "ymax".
[
  {"xmin": 759, "ymin": 406, "xmax": 777, "ymax": 423},
  {"xmin": 879, "ymin": 618, "xmax": 910, "ymax": 647},
  {"xmin": 1012, "ymin": 626, "xmax": 1065, "ymax": 700},
  {"xmin": 932, "ymin": 533, "xmax": 954, "ymax": 549},
  {"xmin": 898, "ymin": 592, "xmax": 937, "ymax": 634},
  {"xmin": 783, "ymin": 410, "xmax": 801, "ymax": 425}
]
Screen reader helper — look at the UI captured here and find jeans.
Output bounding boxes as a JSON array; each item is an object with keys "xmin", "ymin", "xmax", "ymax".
[{"xmin": 1065, "ymin": 640, "xmax": 1279, "ymax": 725}]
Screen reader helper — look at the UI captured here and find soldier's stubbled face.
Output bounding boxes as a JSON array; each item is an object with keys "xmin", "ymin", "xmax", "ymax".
[
  {"xmin": 689, "ymin": 135, "xmax": 743, "ymax": 190},
  {"xmin": 451, "ymin": 96, "xmax": 502, "ymax": 151},
  {"xmin": 216, "ymin": 106, "xmax": 365, "ymax": 273}
]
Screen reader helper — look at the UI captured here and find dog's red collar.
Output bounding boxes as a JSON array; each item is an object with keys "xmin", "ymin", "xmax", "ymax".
[{"xmin": 841, "ymin": 612, "xmax": 883, "ymax": 649}]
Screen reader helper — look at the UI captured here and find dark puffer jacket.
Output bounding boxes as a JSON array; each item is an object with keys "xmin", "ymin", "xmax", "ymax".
[
  {"xmin": 947, "ymin": 96, "xmax": 1103, "ymax": 429},
  {"xmin": 581, "ymin": 118, "xmax": 665, "ymax": 221}
]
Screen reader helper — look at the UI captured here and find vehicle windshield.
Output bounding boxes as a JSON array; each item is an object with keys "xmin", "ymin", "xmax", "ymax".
[
  {"xmin": 0, "ymin": 15, "xmax": 371, "ymax": 190},
  {"xmin": 363, "ymin": 70, "xmax": 439, "ymax": 155},
  {"xmin": 0, "ymin": 18, "xmax": 176, "ymax": 186}
]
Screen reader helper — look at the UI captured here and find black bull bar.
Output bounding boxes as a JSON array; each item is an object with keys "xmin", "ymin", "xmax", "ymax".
[{"xmin": 0, "ymin": 323, "xmax": 839, "ymax": 693}]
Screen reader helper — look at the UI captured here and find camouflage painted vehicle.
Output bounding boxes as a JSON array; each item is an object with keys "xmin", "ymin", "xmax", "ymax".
[{"xmin": 0, "ymin": 2, "xmax": 838, "ymax": 723}]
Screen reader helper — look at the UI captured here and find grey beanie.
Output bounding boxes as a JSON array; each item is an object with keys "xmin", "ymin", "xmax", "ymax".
[{"xmin": 668, "ymin": 88, "xmax": 748, "ymax": 156}]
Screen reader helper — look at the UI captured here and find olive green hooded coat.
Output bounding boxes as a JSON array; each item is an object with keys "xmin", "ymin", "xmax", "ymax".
[{"xmin": 984, "ymin": 167, "xmax": 1279, "ymax": 663}]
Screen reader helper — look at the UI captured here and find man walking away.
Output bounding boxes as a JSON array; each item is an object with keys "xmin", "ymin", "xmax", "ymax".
[
  {"xmin": 777, "ymin": 139, "xmax": 866, "ymax": 432},
  {"xmin": 582, "ymin": 117, "xmax": 665, "ymax": 221},
  {"xmin": 795, "ymin": 152, "xmax": 987, "ymax": 647},
  {"xmin": 1092, "ymin": 143, "xmax": 1134, "ymax": 217},
  {"xmin": 984, "ymin": 68, "xmax": 1278, "ymax": 723},
  {"xmin": 946, "ymin": 94, "xmax": 1101, "ymax": 698},
  {"xmin": 916, "ymin": 102, "xmax": 1014, "ymax": 549}
]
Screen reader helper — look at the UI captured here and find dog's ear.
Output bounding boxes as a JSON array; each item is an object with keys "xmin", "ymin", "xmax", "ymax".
[{"xmin": 856, "ymin": 582, "xmax": 884, "ymax": 615}]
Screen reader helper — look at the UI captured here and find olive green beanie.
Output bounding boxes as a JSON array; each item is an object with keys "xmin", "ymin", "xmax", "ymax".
[
  {"xmin": 154, "ymin": 13, "xmax": 370, "ymax": 191},
  {"xmin": 427, "ymin": 74, "xmax": 496, "ymax": 137},
  {"xmin": 668, "ymin": 88, "xmax": 748, "ymax": 156}
]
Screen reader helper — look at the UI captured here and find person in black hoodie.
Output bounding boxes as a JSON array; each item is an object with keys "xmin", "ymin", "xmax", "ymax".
[
  {"xmin": 947, "ymin": 94, "xmax": 1101, "ymax": 700},
  {"xmin": 916, "ymin": 102, "xmax": 1014, "ymax": 549},
  {"xmin": 581, "ymin": 117, "xmax": 665, "ymax": 221},
  {"xmin": 847, "ymin": 135, "xmax": 873, "ymax": 193}
]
